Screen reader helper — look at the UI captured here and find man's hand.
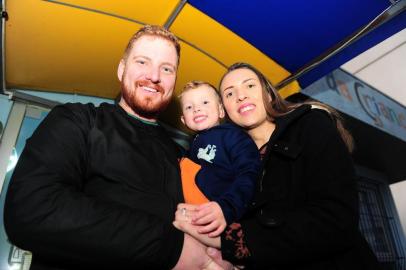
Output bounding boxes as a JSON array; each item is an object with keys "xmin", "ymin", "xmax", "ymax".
[
  {"xmin": 207, "ymin": 247, "xmax": 235, "ymax": 270},
  {"xmin": 172, "ymin": 234, "xmax": 224, "ymax": 270},
  {"xmin": 173, "ymin": 220, "xmax": 221, "ymax": 248},
  {"xmin": 192, "ymin": 202, "xmax": 227, "ymax": 237}
]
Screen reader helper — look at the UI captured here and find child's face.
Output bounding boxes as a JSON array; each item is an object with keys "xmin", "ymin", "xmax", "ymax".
[{"xmin": 180, "ymin": 85, "xmax": 225, "ymax": 132}]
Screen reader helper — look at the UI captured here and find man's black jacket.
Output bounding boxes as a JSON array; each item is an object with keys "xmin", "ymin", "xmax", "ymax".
[{"xmin": 4, "ymin": 103, "xmax": 184, "ymax": 270}]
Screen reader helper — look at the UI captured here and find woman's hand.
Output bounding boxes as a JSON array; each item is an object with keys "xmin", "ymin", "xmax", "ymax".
[
  {"xmin": 175, "ymin": 203, "xmax": 221, "ymax": 247},
  {"xmin": 175, "ymin": 203, "xmax": 199, "ymax": 222},
  {"xmin": 175, "ymin": 202, "xmax": 226, "ymax": 237}
]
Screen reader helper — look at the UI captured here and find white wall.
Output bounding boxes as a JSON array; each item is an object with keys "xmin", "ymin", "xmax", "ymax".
[
  {"xmin": 390, "ymin": 180, "xmax": 406, "ymax": 238},
  {"xmin": 343, "ymin": 28, "xmax": 406, "ymax": 239},
  {"xmin": 342, "ymin": 29, "xmax": 406, "ymax": 106}
]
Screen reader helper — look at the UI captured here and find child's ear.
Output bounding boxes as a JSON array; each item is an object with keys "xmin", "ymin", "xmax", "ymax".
[
  {"xmin": 180, "ymin": 115, "xmax": 186, "ymax": 125},
  {"xmin": 219, "ymin": 104, "xmax": 225, "ymax": 119}
]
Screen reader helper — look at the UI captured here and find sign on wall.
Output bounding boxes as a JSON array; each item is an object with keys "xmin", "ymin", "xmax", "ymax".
[{"xmin": 302, "ymin": 69, "xmax": 406, "ymax": 142}]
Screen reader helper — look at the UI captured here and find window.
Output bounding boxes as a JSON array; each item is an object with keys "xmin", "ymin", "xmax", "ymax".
[{"xmin": 357, "ymin": 167, "xmax": 406, "ymax": 270}]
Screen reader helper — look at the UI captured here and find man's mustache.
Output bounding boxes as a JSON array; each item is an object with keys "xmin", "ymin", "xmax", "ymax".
[{"xmin": 135, "ymin": 80, "xmax": 165, "ymax": 93}]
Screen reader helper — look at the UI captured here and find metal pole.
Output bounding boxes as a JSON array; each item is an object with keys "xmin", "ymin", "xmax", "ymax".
[
  {"xmin": 164, "ymin": 0, "xmax": 187, "ymax": 29},
  {"xmin": 276, "ymin": 0, "xmax": 406, "ymax": 90},
  {"xmin": 1, "ymin": 0, "xmax": 7, "ymax": 93}
]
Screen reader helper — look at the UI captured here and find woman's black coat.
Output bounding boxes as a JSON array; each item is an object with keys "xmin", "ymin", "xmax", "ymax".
[{"xmin": 222, "ymin": 105, "xmax": 381, "ymax": 270}]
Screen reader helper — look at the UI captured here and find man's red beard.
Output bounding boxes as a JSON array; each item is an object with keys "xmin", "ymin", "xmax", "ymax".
[{"xmin": 121, "ymin": 80, "xmax": 171, "ymax": 119}]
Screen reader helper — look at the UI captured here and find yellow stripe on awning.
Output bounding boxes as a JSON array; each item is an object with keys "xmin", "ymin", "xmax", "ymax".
[
  {"xmin": 6, "ymin": 0, "xmax": 179, "ymax": 98},
  {"xmin": 5, "ymin": 0, "xmax": 300, "ymax": 130}
]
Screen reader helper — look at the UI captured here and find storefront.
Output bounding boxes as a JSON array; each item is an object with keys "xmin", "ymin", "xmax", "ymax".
[
  {"xmin": 299, "ymin": 68, "xmax": 406, "ymax": 269},
  {"xmin": 1, "ymin": 68, "xmax": 406, "ymax": 269}
]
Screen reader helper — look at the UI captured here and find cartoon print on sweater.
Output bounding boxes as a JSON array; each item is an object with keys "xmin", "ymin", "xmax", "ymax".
[{"xmin": 197, "ymin": 144, "xmax": 217, "ymax": 163}]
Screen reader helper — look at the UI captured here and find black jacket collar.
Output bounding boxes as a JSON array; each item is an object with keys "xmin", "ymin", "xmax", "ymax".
[
  {"xmin": 269, "ymin": 104, "xmax": 312, "ymax": 144},
  {"xmin": 258, "ymin": 104, "xmax": 313, "ymax": 163}
]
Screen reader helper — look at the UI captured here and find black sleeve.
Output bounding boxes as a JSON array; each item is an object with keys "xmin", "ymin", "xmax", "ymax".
[
  {"xmin": 216, "ymin": 128, "xmax": 261, "ymax": 224},
  {"xmin": 4, "ymin": 104, "xmax": 183, "ymax": 269},
  {"xmin": 222, "ymin": 110, "xmax": 358, "ymax": 266}
]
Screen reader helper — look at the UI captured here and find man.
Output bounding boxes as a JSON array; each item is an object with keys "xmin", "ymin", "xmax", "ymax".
[{"xmin": 4, "ymin": 25, "xmax": 226, "ymax": 270}]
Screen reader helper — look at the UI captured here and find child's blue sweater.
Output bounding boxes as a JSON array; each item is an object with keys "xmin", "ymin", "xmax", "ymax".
[{"xmin": 188, "ymin": 122, "xmax": 261, "ymax": 224}]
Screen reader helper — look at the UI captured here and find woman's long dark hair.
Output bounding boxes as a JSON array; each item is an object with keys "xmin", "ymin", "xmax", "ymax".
[{"xmin": 219, "ymin": 62, "xmax": 354, "ymax": 152}]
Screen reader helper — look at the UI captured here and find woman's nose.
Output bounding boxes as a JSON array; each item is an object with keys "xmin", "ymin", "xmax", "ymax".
[{"xmin": 236, "ymin": 89, "xmax": 247, "ymax": 102}]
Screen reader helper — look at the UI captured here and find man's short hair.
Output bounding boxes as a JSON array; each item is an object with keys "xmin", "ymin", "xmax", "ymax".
[{"xmin": 123, "ymin": 25, "xmax": 181, "ymax": 64}]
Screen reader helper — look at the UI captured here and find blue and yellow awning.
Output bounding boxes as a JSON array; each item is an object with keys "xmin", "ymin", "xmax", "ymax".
[{"xmin": 4, "ymin": 0, "xmax": 406, "ymax": 127}]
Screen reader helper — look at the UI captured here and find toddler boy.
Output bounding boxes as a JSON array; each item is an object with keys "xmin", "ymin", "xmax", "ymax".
[{"xmin": 179, "ymin": 81, "xmax": 261, "ymax": 237}]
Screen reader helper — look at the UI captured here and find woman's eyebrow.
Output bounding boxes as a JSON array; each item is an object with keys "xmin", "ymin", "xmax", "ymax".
[
  {"xmin": 242, "ymin": 78, "xmax": 256, "ymax": 84},
  {"xmin": 223, "ymin": 85, "xmax": 234, "ymax": 92},
  {"xmin": 223, "ymin": 78, "xmax": 256, "ymax": 92}
]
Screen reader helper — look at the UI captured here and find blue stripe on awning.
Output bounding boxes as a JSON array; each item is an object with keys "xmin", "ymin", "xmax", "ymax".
[
  {"xmin": 189, "ymin": 0, "xmax": 393, "ymax": 81},
  {"xmin": 299, "ymin": 11, "xmax": 406, "ymax": 88}
]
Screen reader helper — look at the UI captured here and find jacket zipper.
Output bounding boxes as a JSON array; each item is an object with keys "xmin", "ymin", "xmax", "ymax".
[{"xmin": 260, "ymin": 169, "xmax": 265, "ymax": 192}]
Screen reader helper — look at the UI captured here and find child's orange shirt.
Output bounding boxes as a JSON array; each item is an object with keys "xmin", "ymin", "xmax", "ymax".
[{"xmin": 179, "ymin": 158, "xmax": 209, "ymax": 204}]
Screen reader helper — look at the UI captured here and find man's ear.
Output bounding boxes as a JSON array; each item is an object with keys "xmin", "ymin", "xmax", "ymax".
[
  {"xmin": 219, "ymin": 104, "xmax": 225, "ymax": 119},
  {"xmin": 180, "ymin": 115, "xmax": 186, "ymax": 125},
  {"xmin": 117, "ymin": 59, "xmax": 125, "ymax": 81}
]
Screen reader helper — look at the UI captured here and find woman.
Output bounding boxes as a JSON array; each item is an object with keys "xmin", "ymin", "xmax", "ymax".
[{"xmin": 174, "ymin": 62, "xmax": 381, "ymax": 269}]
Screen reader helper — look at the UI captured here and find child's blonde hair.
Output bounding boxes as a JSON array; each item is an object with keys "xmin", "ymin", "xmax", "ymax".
[{"xmin": 178, "ymin": 80, "xmax": 221, "ymax": 103}]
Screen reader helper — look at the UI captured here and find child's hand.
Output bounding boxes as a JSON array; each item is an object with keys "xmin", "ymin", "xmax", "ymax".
[{"xmin": 192, "ymin": 202, "xmax": 226, "ymax": 237}]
